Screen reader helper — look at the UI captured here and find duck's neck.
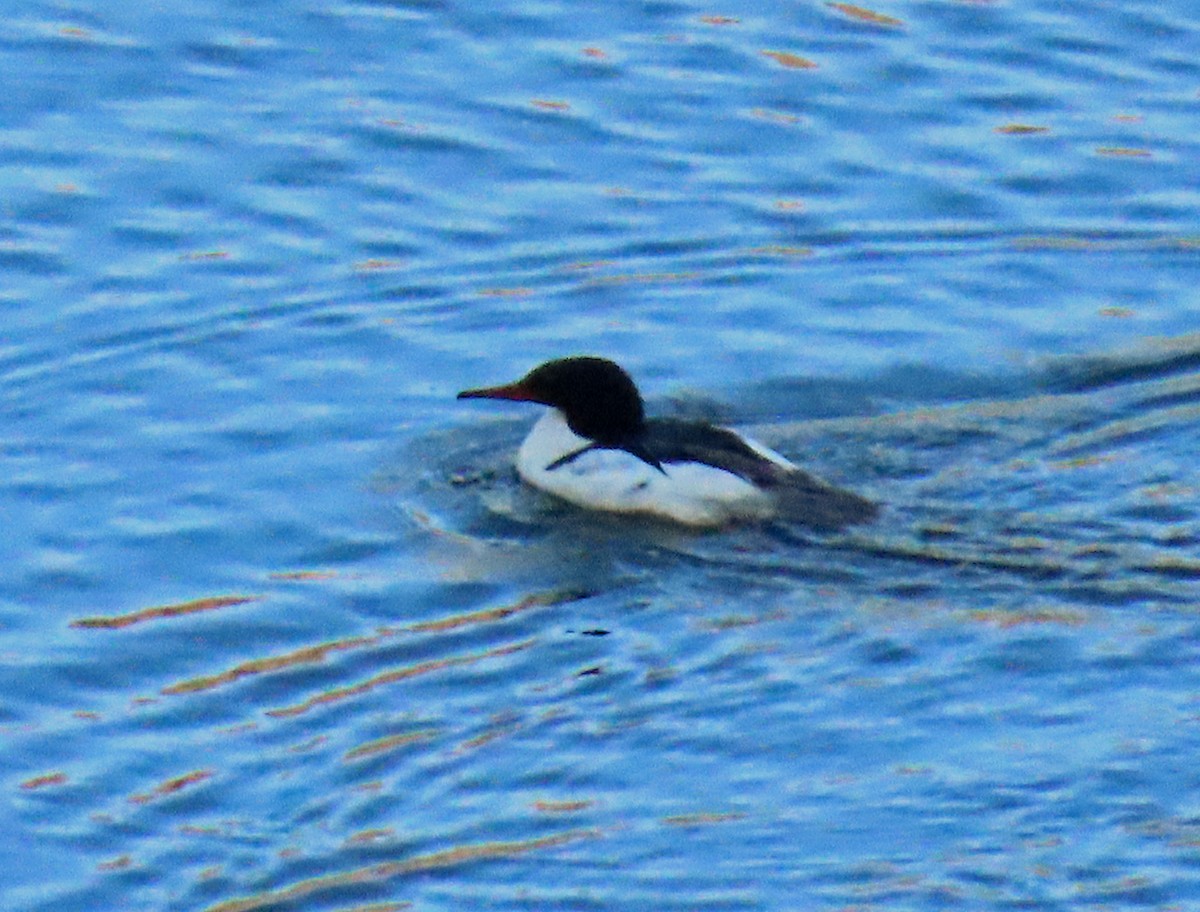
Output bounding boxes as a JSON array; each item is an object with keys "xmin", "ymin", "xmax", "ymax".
[{"xmin": 518, "ymin": 410, "xmax": 591, "ymax": 474}]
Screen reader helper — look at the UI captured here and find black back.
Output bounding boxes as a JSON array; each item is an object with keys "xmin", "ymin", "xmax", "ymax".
[{"xmin": 642, "ymin": 418, "xmax": 790, "ymax": 486}]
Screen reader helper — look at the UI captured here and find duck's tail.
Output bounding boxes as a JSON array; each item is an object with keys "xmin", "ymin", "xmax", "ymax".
[{"xmin": 772, "ymin": 471, "xmax": 879, "ymax": 531}]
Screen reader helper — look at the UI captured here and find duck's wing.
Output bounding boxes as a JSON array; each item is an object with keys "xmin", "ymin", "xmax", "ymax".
[
  {"xmin": 643, "ymin": 418, "xmax": 878, "ymax": 530},
  {"xmin": 641, "ymin": 419, "xmax": 791, "ymax": 485}
]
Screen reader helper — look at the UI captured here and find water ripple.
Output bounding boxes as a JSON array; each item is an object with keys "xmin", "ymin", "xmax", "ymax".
[{"xmin": 4, "ymin": 0, "xmax": 1200, "ymax": 908}]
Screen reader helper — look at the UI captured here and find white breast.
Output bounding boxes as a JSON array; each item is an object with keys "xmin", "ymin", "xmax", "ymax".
[{"xmin": 514, "ymin": 410, "xmax": 775, "ymax": 527}]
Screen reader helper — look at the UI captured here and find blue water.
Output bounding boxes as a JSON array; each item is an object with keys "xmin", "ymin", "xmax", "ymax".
[{"xmin": 3, "ymin": 0, "xmax": 1199, "ymax": 909}]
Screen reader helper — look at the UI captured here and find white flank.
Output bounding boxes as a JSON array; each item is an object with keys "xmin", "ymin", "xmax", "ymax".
[{"xmin": 515, "ymin": 410, "xmax": 776, "ymax": 527}]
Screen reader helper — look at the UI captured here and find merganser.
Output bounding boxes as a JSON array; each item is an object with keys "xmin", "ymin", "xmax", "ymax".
[{"xmin": 457, "ymin": 356, "xmax": 877, "ymax": 529}]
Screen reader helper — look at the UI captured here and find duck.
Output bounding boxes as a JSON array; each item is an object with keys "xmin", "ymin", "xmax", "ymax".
[{"xmin": 457, "ymin": 356, "xmax": 877, "ymax": 529}]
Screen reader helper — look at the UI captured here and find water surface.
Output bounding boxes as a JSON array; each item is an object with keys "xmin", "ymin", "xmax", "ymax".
[{"xmin": 3, "ymin": 1, "xmax": 1199, "ymax": 909}]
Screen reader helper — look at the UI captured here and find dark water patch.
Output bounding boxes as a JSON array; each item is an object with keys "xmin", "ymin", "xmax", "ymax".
[
  {"xmin": 1040, "ymin": 333, "xmax": 1200, "ymax": 394},
  {"xmin": 0, "ymin": 240, "xmax": 67, "ymax": 276},
  {"xmin": 351, "ymin": 118, "xmax": 507, "ymax": 160},
  {"xmin": 259, "ymin": 155, "xmax": 356, "ymax": 190},
  {"xmin": 182, "ymin": 36, "xmax": 293, "ymax": 74},
  {"xmin": 1132, "ymin": 557, "xmax": 1200, "ymax": 581}
]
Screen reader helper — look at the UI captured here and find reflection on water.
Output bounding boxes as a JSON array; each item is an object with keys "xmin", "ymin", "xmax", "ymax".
[{"xmin": 199, "ymin": 829, "xmax": 599, "ymax": 912}]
